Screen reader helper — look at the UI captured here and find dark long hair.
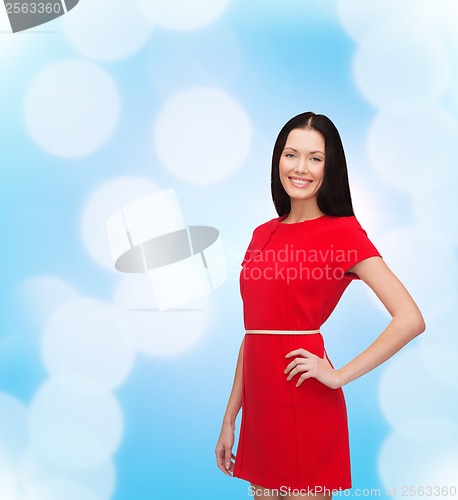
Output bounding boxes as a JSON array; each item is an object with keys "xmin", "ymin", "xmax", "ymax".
[{"xmin": 271, "ymin": 112, "xmax": 355, "ymax": 217}]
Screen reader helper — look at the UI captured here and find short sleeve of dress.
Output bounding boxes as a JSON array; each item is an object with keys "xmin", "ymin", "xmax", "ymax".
[
  {"xmin": 336, "ymin": 216, "xmax": 382, "ymax": 281},
  {"xmin": 241, "ymin": 228, "xmax": 257, "ymax": 267}
]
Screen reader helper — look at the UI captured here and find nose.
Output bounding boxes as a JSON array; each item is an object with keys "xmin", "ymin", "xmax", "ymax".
[{"xmin": 294, "ymin": 157, "xmax": 309, "ymax": 174}]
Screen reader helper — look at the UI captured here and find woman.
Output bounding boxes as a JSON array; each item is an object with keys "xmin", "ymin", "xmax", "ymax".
[{"xmin": 215, "ymin": 112, "xmax": 425, "ymax": 499}]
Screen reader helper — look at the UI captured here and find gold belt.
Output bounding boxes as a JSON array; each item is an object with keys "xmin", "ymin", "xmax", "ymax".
[{"xmin": 245, "ymin": 329, "xmax": 320, "ymax": 335}]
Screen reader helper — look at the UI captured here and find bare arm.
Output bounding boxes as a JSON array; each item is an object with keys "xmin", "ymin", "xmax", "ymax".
[
  {"xmin": 215, "ymin": 336, "xmax": 245, "ymax": 475},
  {"xmin": 222, "ymin": 336, "xmax": 244, "ymax": 427},
  {"xmin": 285, "ymin": 256, "xmax": 426, "ymax": 389},
  {"xmin": 336, "ymin": 256, "xmax": 425, "ymax": 386}
]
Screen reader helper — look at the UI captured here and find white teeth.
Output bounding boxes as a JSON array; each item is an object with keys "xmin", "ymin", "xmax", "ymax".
[{"xmin": 290, "ymin": 178, "xmax": 311, "ymax": 185}]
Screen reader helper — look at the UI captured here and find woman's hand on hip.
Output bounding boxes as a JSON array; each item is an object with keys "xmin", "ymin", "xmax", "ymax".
[
  {"xmin": 284, "ymin": 348, "xmax": 342, "ymax": 389},
  {"xmin": 215, "ymin": 423, "xmax": 236, "ymax": 476}
]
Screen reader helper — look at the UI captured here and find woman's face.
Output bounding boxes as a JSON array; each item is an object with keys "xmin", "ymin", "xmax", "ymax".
[{"xmin": 279, "ymin": 127, "xmax": 326, "ymax": 202}]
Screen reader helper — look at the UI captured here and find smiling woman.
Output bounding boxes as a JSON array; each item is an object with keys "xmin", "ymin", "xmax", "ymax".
[{"xmin": 215, "ymin": 111, "xmax": 425, "ymax": 499}]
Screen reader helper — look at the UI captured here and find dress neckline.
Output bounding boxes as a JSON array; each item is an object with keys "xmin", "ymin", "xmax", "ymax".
[{"xmin": 278, "ymin": 213, "xmax": 328, "ymax": 225}]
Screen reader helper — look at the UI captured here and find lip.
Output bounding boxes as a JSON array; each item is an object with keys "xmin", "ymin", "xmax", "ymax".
[{"xmin": 288, "ymin": 176, "xmax": 312, "ymax": 188}]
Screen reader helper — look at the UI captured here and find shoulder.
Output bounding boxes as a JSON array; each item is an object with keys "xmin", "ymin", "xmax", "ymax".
[
  {"xmin": 324, "ymin": 215, "xmax": 362, "ymax": 228},
  {"xmin": 320, "ymin": 215, "xmax": 368, "ymax": 235},
  {"xmin": 251, "ymin": 216, "xmax": 281, "ymax": 235},
  {"xmin": 317, "ymin": 215, "xmax": 376, "ymax": 248}
]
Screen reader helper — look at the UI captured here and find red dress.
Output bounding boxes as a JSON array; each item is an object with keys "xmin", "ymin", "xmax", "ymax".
[{"xmin": 232, "ymin": 213, "xmax": 382, "ymax": 492}]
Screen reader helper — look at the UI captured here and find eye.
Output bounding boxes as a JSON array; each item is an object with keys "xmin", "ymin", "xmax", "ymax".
[
  {"xmin": 311, "ymin": 156, "xmax": 322, "ymax": 162},
  {"xmin": 285, "ymin": 153, "xmax": 296, "ymax": 158}
]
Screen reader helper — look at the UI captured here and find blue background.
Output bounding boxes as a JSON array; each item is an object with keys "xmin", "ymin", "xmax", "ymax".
[{"xmin": 1, "ymin": 1, "xmax": 457, "ymax": 499}]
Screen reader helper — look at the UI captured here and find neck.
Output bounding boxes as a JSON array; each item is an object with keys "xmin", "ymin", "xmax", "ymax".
[{"xmin": 286, "ymin": 199, "xmax": 325, "ymax": 222}]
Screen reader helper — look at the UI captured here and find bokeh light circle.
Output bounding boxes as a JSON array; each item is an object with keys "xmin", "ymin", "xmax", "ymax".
[
  {"xmin": 337, "ymin": 0, "xmax": 434, "ymax": 42},
  {"xmin": 80, "ymin": 177, "xmax": 159, "ymax": 270},
  {"xmin": 133, "ymin": 0, "xmax": 231, "ymax": 31},
  {"xmin": 354, "ymin": 21, "xmax": 450, "ymax": 113},
  {"xmin": 146, "ymin": 26, "xmax": 242, "ymax": 98},
  {"xmin": 367, "ymin": 107, "xmax": 458, "ymax": 191},
  {"xmin": 410, "ymin": 148, "xmax": 458, "ymax": 246},
  {"xmin": 20, "ymin": 450, "xmax": 115, "ymax": 500},
  {"xmin": 0, "ymin": 453, "xmax": 16, "ymax": 500},
  {"xmin": 417, "ymin": 295, "xmax": 458, "ymax": 392},
  {"xmin": 378, "ymin": 346, "xmax": 458, "ymax": 430},
  {"xmin": 63, "ymin": 0, "xmax": 154, "ymax": 61},
  {"xmin": 154, "ymin": 86, "xmax": 252, "ymax": 184},
  {"xmin": 16, "ymin": 276, "xmax": 80, "ymax": 327},
  {"xmin": 0, "ymin": 393, "xmax": 29, "ymax": 466},
  {"xmin": 374, "ymin": 225, "xmax": 458, "ymax": 316},
  {"xmin": 29, "ymin": 375, "xmax": 123, "ymax": 469},
  {"xmin": 378, "ymin": 431, "xmax": 458, "ymax": 497},
  {"xmin": 42, "ymin": 297, "xmax": 135, "ymax": 389},
  {"xmin": 23, "ymin": 479, "xmax": 99, "ymax": 500},
  {"xmin": 24, "ymin": 59, "xmax": 120, "ymax": 158},
  {"xmin": 114, "ymin": 275, "xmax": 211, "ymax": 356}
]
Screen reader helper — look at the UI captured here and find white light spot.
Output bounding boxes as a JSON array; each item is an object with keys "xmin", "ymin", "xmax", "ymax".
[
  {"xmin": 154, "ymin": 87, "xmax": 252, "ymax": 184},
  {"xmin": 367, "ymin": 107, "xmax": 458, "ymax": 191},
  {"xmin": 411, "ymin": 148, "xmax": 458, "ymax": 246},
  {"xmin": 417, "ymin": 296, "xmax": 458, "ymax": 392},
  {"xmin": 422, "ymin": 296, "xmax": 458, "ymax": 353},
  {"xmin": 133, "ymin": 0, "xmax": 231, "ymax": 31},
  {"xmin": 378, "ymin": 431, "xmax": 458, "ymax": 497},
  {"xmin": 390, "ymin": 416, "xmax": 457, "ymax": 444},
  {"xmin": 42, "ymin": 298, "xmax": 135, "ymax": 389},
  {"xmin": 347, "ymin": 178, "xmax": 389, "ymax": 230},
  {"xmin": 0, "ymin": 393, "xmax": 30, "ymax": 467},
  {"xmin": 80, "ymin": 177, "xmax": 159, "ymax": 270},
  {"xmin": 374, "ymin": 226, "xmax": 458, "ymax": 317},
  {"xmin": 431, "ymin": 451, "xmax": 458, "ymax": 492},
  {"xmin": 0, "ymin": 454, "xmax": 16, "ymax": 500},
  {"xmin": 23, "ymin": 479, "xmax": 99, "ymax": 500},
  {"xmin": 146, "ymin": 26, "xmax": 242, "ymax": 98},
  {"xmin": 20, "ymin": 450, "xmax": 115, "ymax": 500},
  {"xmin": 354, "ymin": 23, "xmax": 450, "ymax": 114},
  {"xmin": 24, "ymin": 59, "xmax": 120, "ymax": 157},
  {"xmin": 378, "ymin": 346, "xmax": 458, "ymax": 430},
  {"xmin": 354, "ymin": 21, "xmax": 450, "ymax": 113},
  {"xmin": 337, "ymin": 0, "xmax": 434, "ymax": 42},
  {"xmin": 114, "ymin": 275, "xmax": 210, "ymax": 356},
  {"xmin": 29, "ymin": 375, "xmax": 123, "ymax": 469},
  {"xmin": 16, "ymin": 276, "xmax": 80, "ymax": 327},
  {"xmin": 63, "ymin": 0, "xmax": 154, "ymax": 61}
]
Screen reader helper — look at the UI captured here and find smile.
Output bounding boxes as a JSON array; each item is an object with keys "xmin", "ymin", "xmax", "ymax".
[{"xmin": 289, "ymin": 177, "xmax": 312, "ymax": 188}]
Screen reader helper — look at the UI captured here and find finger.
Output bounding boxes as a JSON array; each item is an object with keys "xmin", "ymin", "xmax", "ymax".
[
  {"xmin": 296, "ymin": 372, "xmax": 313, "ymax": 387},
  {"xmin": 217, "ymin": 457, "xmax": 230, "ymax": 476},
  {"xmin": 284, "ymin": 358, "xmax": 302, "ymax": 374},
  {"xmin": 224, "ymin": 449, "xmax": 232, "ymax": 471},
  {"xmin": 218, "ymin": 464, "xmax": 232, "ymax": 476},
  {"xmin": 227, "ymin": 452, "xmax": 236, "ymax": 474},
  {"xmin": 216, "ymin": 452, "xmax": 231, "ymax": 476},
  {"xmin": 286, "ymin": 362, "xmax": 311, "ymax": 380},
  {"xmin": 285, "ymin": 348, "xmax": 311, "ymax": 358}
]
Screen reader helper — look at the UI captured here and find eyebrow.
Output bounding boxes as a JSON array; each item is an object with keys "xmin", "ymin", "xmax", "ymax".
[{"xmin": 284, "ymin": 147, "xmax": 325, "ymax": 155}]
